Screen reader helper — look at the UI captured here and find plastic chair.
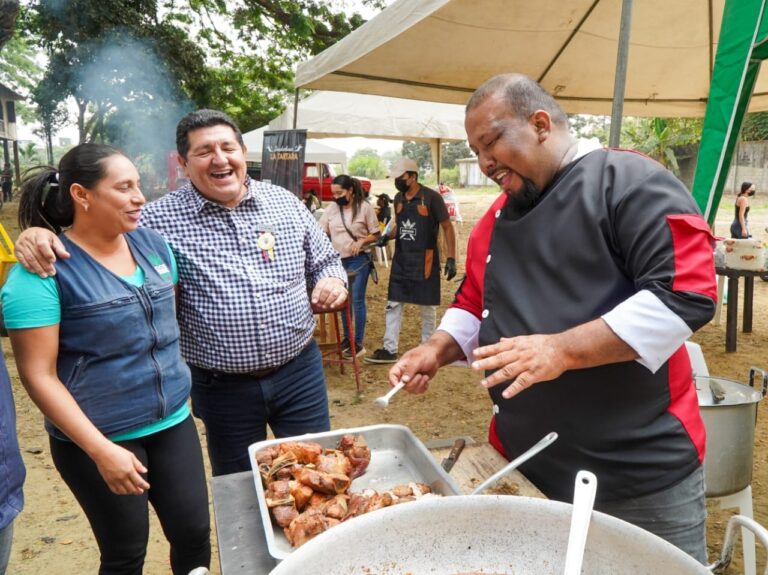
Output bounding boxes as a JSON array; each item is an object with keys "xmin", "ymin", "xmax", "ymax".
[
  {"xmin": 685, "ymin": 341, "xmax": 709, "ymax": 378},
  {"xmin": 686, "ymin": 341, "xmax": 756, "ymax": 575},
  {"xmin": 375, "ymin": 219, "xmax": 391, "ymax": 268},
  {"xmin": 374, "ymin": 245, "xmax": 389, "ymax": 268}
]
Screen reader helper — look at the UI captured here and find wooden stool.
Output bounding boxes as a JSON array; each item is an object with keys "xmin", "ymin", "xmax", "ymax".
[{"xmin": 313, "ymin": 272, "xmax": 362, "ymax": 392}]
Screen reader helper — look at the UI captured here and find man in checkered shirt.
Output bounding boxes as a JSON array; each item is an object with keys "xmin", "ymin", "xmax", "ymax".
[{"xmin": 14, "ymin": 109, "xmax": 349, "ymax": 475}]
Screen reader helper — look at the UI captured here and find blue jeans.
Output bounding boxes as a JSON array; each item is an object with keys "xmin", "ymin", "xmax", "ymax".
[
  {"xmin": 0, "ymin": 521, "xmax": 13, "ymax": 575},
  {"xmin": 189, "ymin": 341, "xmax": 330, "ymax": 476},
  {"xmin": 595, "ymin": 466, "xmax": 707, "ymax": 564},
  {"xmin": 341, "ymin": 254, "xmax": 371, "ymax": 348}
]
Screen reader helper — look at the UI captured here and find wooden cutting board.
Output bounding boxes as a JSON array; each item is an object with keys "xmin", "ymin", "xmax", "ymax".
[{"xmin": 429, "ymin": 441, "xmax": 545, "ymax": 498}]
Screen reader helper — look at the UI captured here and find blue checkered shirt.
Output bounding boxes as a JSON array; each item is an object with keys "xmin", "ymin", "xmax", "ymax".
[{"xmin": 139, "ymin": 178, "xmax": 345, "ymax": 373}]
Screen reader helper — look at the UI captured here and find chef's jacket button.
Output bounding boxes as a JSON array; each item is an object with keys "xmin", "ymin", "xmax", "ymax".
[
  {"xmin": 493, "ymin": 404, "xmax": 500, "ymax": 414},
  {"xmin": 482, "ymin": 309, "xmax": 489, "ymax": 318},
  {"xmin": 486, "ymin": 254, "xmax": 492, "ymax": 263},
  {"xmin": 495, "ymin": 210, "xmax": 501, "ymax": 218}
]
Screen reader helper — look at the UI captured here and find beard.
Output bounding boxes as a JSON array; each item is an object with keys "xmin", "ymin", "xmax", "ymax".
[{"xmin": 505, "ymin": 176, "xmax": 542, "ymax": 212}]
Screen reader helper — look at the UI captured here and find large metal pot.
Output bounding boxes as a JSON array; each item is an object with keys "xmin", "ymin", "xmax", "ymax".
[
  {"xmin": 270, "ymin": 495, "xmax": 768, "ymax": 574},
  {"xmin": 696, "ymin": 369, "xmax": 767, "ymax": 497}
]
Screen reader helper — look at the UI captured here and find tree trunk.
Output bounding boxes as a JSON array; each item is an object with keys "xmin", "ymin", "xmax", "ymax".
[{"xmin": 0, "ymin": 0, "xmax": 19, "ymax": 51}]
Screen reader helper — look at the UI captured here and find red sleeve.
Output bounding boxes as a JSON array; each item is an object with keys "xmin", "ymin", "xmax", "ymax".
[{"xmin": 451, "ymin": 193, "xmax": 507, "ymax": 318}]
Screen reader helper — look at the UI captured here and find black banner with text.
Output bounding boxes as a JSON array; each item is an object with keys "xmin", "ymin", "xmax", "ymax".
[{"xmin": 260, "ymin": 129, "xmax": 307, "ymax": 197}]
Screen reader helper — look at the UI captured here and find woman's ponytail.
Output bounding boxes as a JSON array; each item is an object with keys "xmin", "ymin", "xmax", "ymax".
[{"xmin": 18, "ymin": 167, "xmax": 73, "ymax": 233}]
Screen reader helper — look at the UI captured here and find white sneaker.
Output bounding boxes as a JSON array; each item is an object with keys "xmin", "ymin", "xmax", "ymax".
[
  {"xmin": 343, "ymin": 346, "xmax": 366, "ymax": 359},
  {"xmin": 188, "ymin": 568, "xmax": 210, "ymax": 575}
]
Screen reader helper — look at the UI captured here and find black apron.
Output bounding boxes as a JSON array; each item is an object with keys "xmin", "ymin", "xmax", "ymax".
[{"xmin": 388, "ymin": 187, "xmax": 441, "ymax": 305}]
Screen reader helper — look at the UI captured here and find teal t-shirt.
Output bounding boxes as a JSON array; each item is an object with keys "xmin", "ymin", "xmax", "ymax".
[{"xmin": 1, "ymin": 239, "xmax": 188, "ymax": 441}]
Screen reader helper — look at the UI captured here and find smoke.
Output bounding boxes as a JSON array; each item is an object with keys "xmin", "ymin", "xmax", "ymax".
[{"xmin": 76, "ymin": 31, "xmax": 193, "ymax": 199}]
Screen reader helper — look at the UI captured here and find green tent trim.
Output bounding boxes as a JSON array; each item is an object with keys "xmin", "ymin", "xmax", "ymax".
[{"xmin": 692, "ymin": 0, "xmax": 768, "ymax": 225}]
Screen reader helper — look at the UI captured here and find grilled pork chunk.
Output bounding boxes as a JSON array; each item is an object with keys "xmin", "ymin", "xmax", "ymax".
[{"xmin": 337, "ymin": 434, "xmax": 371, "ymax": 479}]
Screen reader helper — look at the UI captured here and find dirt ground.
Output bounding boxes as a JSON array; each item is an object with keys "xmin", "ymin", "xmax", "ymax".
[{"xmin": 4, "ymin": 181, "xmax": 768, "ymax": 574}]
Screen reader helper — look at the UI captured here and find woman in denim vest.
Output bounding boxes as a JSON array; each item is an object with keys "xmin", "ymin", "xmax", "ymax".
[{"xmin": 1, "ymin": 144, "xmax": 210, "ymax": 575}]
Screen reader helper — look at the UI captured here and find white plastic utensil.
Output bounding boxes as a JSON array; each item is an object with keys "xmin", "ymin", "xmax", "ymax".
[
  {"xmin": 470, "ymin": 431, "xmax": 558, "ymax": 494},
  {"xmin": 373, "ymin": 381, "xmax": 405, "ymax": 408},
  {"xmin": 563, "ymin": 470, "xmax": 598, "ymax": 575}
]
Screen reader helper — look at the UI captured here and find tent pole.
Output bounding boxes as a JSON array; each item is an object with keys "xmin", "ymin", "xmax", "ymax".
[
  {"xmin": 609, "ymin": 0, "xmax": 634, "ymax": 148},
  {"xmin": 293, "ymin": 89, "xmax": 300, "ymax": 129}
]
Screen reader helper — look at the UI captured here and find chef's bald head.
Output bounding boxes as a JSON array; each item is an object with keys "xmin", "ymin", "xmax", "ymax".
[{"xmin": 467, "ymin": 74, "xmax": 569, "ymax": 129}]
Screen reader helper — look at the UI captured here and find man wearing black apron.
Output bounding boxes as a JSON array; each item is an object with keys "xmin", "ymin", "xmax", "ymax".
[
  {"xmin": 385, "ymin": 75, "xmax": 716, "ymax": 564},
  {"xmin": 366, "ymin": 158, "xmax": 456, "ymax": 363}
]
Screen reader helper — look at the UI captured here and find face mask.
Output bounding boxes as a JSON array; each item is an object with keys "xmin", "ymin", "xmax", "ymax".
[
  {"xmin": 394, "ymin": 177, "xmax": 410, "ymax": 193},
  {"xmin": 334, "ymin": 196, "xmax": 349, "ymax": 206},
  {"xmin": 749, "ymin": 190, "xmax": 756, "ymax": 197}
]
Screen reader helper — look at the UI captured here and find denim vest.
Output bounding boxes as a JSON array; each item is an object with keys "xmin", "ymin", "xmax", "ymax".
[
  {"xmin": 0, "ymin": 354, "xmax": 24, "ymax": 529},
  {"xmin": 49, "ymin": 228, "xmax": 190, "ymax": 440}
]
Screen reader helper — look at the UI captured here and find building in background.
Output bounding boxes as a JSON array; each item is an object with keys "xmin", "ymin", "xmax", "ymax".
[
  {"xmin": 456, "ymin": 157, "xmax": 492, "ymax": 188},
  {"xmin": 0, "ymin": 83, "xmax": 22, "ymax": 184}
]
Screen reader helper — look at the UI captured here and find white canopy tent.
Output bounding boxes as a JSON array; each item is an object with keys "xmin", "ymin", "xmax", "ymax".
[
  {"xmin": 294, "ymin": 0, "xmax": 768, "ymax": 117},
  {"xmin": 268, "ymin": 90, "xmax": 468, "ymax": 179},
  {"xmin": 242, "ymin": 126, "xmax": 347, "ymax": 166}
]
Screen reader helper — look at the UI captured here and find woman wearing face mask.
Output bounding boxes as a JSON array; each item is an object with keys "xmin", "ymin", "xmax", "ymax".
[
  {"xmin": 731, "ymin": 181, "xmax": 756, "ymax": 238},
  {"xmin": 319, "ymin": 175, "xmax": 380, "ymax": 358}
]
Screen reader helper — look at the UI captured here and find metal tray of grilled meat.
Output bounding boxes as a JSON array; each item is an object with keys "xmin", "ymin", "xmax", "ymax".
[{"xmin": 248, "ymin": 424, "xmax": 462, "ymax": 560}]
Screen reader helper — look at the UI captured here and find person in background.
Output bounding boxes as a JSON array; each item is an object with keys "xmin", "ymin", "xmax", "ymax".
[
  {"xmin": 365, "ymin": 157, "xmax": 457, "ymax": 364},
  {"xmin": 0, "ymin": 352, "xmax": 24, "ymax": 575},
  {"xmin": 388, "ymin": 74, "xmax": 716, "ymax": 563},
  {"xmin": 375, "ymin": 193, "xmax": 392, "ymax": 224},
  {"xmin": 1, "ymin": 165, "xmax": 12, "ymax": 203},
  {"xmin": 319, "ymin": 175, "xmax": 381, "ymax": 358},
  {"xmin": 2, "ymin": 143, "xmax": 211, "ymax": 574},
  {"xmin": 13, "ymin": 109, "xmax": 348, "ymax": 477},
  {"xmin": 302, "ymin": 188, "xmax": 321, "ymax": 214},
  {"xmin": 730, "ymin": 181, "xmax": 755, "ymax": 238},
  {"xmin": 437, "ymin": 182, "xmax": 462, "ymax": 265}
]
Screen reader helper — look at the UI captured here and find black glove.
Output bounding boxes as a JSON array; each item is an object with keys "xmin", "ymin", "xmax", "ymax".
[
  {"xmin": 444, "ymin": 257, "xmax": 457, "ymax": 280},
  {"xmin": 375, "ymin": 235, "xmax": 390, "ymax": 248}
]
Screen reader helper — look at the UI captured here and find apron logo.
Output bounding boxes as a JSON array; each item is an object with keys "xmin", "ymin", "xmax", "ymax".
[{"xmin": 399, "ymin": 218, "xmax": 417, "ymax": 241}]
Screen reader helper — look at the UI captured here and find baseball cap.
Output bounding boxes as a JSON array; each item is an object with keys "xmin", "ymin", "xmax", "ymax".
[{"xmin": 388, "ymin": 157, "xmax": 418, "ymax": 179}]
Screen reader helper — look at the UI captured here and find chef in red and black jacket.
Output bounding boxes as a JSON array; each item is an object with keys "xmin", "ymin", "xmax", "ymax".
[{"xmin": 389, "ymin": 74, "xmax": 716, "ymax": 563}]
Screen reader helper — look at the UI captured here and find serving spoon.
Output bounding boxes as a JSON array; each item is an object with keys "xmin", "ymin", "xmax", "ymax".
[
  {"xmin": 373, "ymin": 381, "xmax": 405, "ymax": 408},
  {"xmin": 470, "ymin": 431, "xmax": 558, "ymax": 494},
  {"xmin": 563, "ymin": 470, "xmax": 598, "ymax": 575}
]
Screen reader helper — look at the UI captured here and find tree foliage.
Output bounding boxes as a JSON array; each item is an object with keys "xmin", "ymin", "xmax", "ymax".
[
  {"xmin": 13, "ymin": 0, "xmax": 388, "ymax": 178},
  {"xmin": 741, "ymin": 111, "xmax": 768, "ymax": 141},
  {"xmin": 401, "ymin": 141, "xmax": 432, "ymax": 171},
  {"xmin": 400, "ymin": 140, "xmax": 471, "ymax": 172},
  {"xmin": 620, "ymin": 117, "xmax": 702, "ymax": 174},
  {"xmin": 22, "ymin": 0, "xmax": 212, "ymax": 149},
  {"xmin": 441, "ymin": 141, "xmax": 471, "ymax": 169},
  {"xmin": 569, "ymin": 114, "xmax": 609, "ymax": 144},
  {"xmin": 348, "ymin": 147, "xmax": 386, "ymax": 179},
  {"xmin": 0, "ymin": 31, "xmax": 39, "ymax": 95}
]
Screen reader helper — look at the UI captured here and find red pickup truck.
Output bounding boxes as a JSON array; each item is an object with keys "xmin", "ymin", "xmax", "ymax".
[{"xmin": 303, "ymin": 162, "xmax": 372, "ymax": 202}]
